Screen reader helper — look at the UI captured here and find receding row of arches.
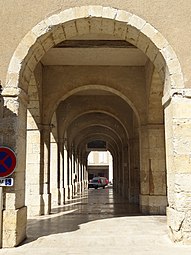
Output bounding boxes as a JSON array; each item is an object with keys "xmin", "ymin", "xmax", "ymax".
[{"xmin": 0, "ymin": 6, "xmax": 189, "ymax": 247}]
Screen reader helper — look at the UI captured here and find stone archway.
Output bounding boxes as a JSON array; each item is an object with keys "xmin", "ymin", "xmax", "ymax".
[{"xmin": 2, "ymin": 5, "xmax": 191, "ymax": 247}]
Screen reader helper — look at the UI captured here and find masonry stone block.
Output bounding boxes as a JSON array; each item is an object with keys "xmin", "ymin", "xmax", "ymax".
[
  {"xmin": 26, "ymin": 54, "xmax": 38, "ymax": 73},
  {"xmin": 2, "ymin": 206, "xmax": 27, "ymax": 247},
  {"xmin": 32, "ymin": 21, "xmax": 52, "ymax": 38},
  {"xmin": 166, "ymin": 58, "xmax": 181, "ymax": 76},
  {"xmin": 74, "ymin": 6, "xmax": 90, "ymax": 19},
  {"xmin": 153, "ymin": 52, "xmax": 165, "ymax": 72},
  {"xmin": 102, "ymin": 19, "xmax": 115, "ymax": 35},
  {"xmin": 113, "ymin": 21, "xmax": 127, "ymax": 39},
  {"xmin": 63, "ymin": 21, "xmax": 77, "ymax": 39},
  {"xmin": 167, "ymin": 207, "xmax": 185, "ymax": 233},
  {"xmin": 1, "ymin": 3, "xmax": 191, "ymax": 247},
  {"xmin": 158, "ymin": 67, "xmax": 165, "ymax": 83},
  {"xmin": 58, "ymin": 8, "xmax": 76, "ymax": 23},
  {"xmin": 170, "ymin": 72, "xmax": 184, "ymax": 88},
  {"xmin": 129, "ymin": 15, "xmax": 146, "ymax": 31},
  {"xmin": 52, "ymin": 25, "xmax": 66, "ymax": 45},
  {"xmin": 126, "ymin": 26, "xmax": 140, "ymax": 46},
  {"xmin": 76, "ymin": 19, "xmax": 90, "ymax": 35},
  {"xmin": 141, "ymin": 23, "xmax": 157, "ymax": 39},
  {"xmin": 116, "ymin": 10, "xmax": 132, "ymax": 23},
  {"xmin": 102, "ymin": 7, "xmax": 117, "ymax": 19},
  {"xmin": 88, "ymin": 5, "xmax": 103, "ymax": 18},
  {"xmin": 33, "ymin": 42, "xmax": 46, "ymax": 61},
  {"xmin": 39, "ymin": 35, "xmax": 54, "ymax": 52},
  {"xmin": 47, "ymin": 14, "xmax": 61, "ymax": 26},
  {"xmin": 182, "ymin": 210, "xmax": 191, "ymax": 232},
  {"xmin": 146, "ymin": 41, "xmax": 158, "ymax": 62},
  {"xmin": 8, "ymin": 56, "xmax": 24, "ymax": 74},
  {"xmin": 137, "ymin": 33, "xmax": 150, "ymax": 53},
  {"xmin": 89, "ymin": 18, "xmax": 102, "ymax": 34}
]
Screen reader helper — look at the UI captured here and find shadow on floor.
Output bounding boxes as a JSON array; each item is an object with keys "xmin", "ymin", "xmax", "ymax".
[{"xmin": 20, "ymin": 187, "xmax": 144, "ymax": 246}]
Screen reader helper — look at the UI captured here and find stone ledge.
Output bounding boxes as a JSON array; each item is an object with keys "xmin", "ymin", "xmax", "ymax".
[{"xmin": 162, "ymin": 88, "xmax": 191, "ymax": 107}]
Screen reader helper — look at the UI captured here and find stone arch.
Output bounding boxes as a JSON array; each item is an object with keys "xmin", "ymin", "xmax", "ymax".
[
  {"xmin": 4, "ymin": 5, "xmax": 184, "ymax": 99},
  {"xmin": 60, "ymin": 110, "xmax": 130, "ymax": 139},
  {"xmin": 47, "ymin": 84, "xmax": 141, "ymax": 126},
  {"xmin": 1, "ymin": 5, "xmax": 189, "ymax": 247}
]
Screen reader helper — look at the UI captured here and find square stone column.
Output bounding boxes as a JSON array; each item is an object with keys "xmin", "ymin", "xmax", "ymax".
[
  {"xmin": 122, "ymin": 145, "xmax": 130, "ymax": 199},
  {"xmin": 26, "ymin": 128, "xmax": 41, "ymax": 216},
  {"xmin": 50, "ymin": 134, "xmax": 59, "ymax": 207},
  {"xmin": 129, "ymin": 137, "xmax": 140, "ymax": 204},
  {"xmin": 139, "ymin": 124, "xmax": 167, "ymax": 214},
  {"xmin": 164, "ymin": 92, "xmax": 191, "ymax": 243},
  {"xmin": 40, "ymin": 126, "xmax": 51, "ymax": 215},
  {"xmin": 1, "ymin": 90, "xmax": 28, "ymax": 247},
  {"xmin": 139, "ymin": 125, "xmax": 150, "ymax": 213}
]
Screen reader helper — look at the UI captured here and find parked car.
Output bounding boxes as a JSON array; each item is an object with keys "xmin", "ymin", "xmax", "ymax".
[{"xmin": 88, "ymin": 177, "xmax": 108, "ymax": 189}]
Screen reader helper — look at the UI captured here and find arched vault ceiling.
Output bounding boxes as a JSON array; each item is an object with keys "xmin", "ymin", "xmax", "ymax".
[
  {"xmin": 64, "ymin": 112, "xmax": 128, "ymax": 143},
  {"xmin": 43, "ymin": 66, "xmax": 146, "ymax": 124},
  {"xmin": 68, "ymin": 123, "xmax": 123, "ymax": 148},
  {"xmin": 76, "ymin": 133, "xmax": 118, "ymax": 158},
  {"xmin": 71, "ymin": 126, "xmax": 122, "ymax": 152},
  {"xmin": 56, "ymin": 94, "xmax": 134, "ymax": 137}
]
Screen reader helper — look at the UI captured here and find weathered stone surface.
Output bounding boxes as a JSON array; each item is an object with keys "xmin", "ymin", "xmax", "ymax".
[
  {"xmin": 1, "ymin": 3, "xmax": 191, "ymax": 247},
  {"xmin": 2, "ymin": 206, "xmax": 27, "ymax": 247}
]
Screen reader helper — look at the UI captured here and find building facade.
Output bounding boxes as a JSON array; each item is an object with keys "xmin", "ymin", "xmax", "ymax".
[
  {"xmin": 0, "ymin": 0, "xmax": 191, "ymax": 247},
  {"xmin": 87, "ymin": 151, "xmax": 112, "ymax": 181}
]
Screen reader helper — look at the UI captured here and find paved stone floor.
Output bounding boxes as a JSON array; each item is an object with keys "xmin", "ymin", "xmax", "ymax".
[{"xmin": 1, "ymin": 186, "xmax": 191, "ymax": 254}]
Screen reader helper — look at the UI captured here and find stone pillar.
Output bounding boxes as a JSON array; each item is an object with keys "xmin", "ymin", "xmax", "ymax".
[
  {"xmin": 1, "ymin": 88, "xmax": 28, "ymax": 247},
  {"xmin": 122, "ymin": 145, "xmax": 129, "ymax": 198},
  {"xmin": 114, "ymin": 153, "xmax": 120, "ymax": 193},
  {"xmin": 164, "ymin": 93, "xmax": 191, "ymax": 244},
  {"xmin": 120, "ymin": 148, "xmax": 124, "ymax": 196},
  {"xmin": 26, "ymin": 127, "xmax": 41, "ymax": 216},
  {"xmin": 56, "ymin": 139, "xmax": 64, "ymax": 205},
  {"xmin": 76, "ymin": 154, "xmax": 81, "ymax": 194},
  {"xmin": 139, "ymin": 125, "xmax": 150, "ymax": 213},
  {"xmin": 63, "ymin": 144, "xmax": 68, "ymax": 203},
  {"xmin": 73, "ymin": 150, "xmax": 79, "ymax": 195},
  {"xmin": 129, "ymin": 136, "xmax": 140, "ymax": 204},
  {"xmin": 50, "ymin": 134, "xmax": 59, "ymax": 207},
  {"xmin": 81, "ymin": 155, "xmax": 88, "ymax": 190},
  {"xmin": 60, "ymin": 143, "xmax": 64, "ymax": 204},
  {"xmin": 113, "ymin": 156, "xmax": 117, "ymax": 191},
  {"xmin": 71, "ymin": 148, "xmax": 76, "ymax": 197},
  {"xmin": 147, "ymin": 124, "xmax": 167, "ymax": 214},
  {"xmin": 67, "ymin": 149, "xmax": 72, "ymax": 199},
  {"xmin": 119, "ymin": 151, "xmax": 123, "ymax": 195},
  {"xmin": 79, "ymin": 154, "xmax": 83, "ymax": 192},
  {"xmin": 25, "ymin": 73, "xmax": 42, "ymax": 216},
  {"xmin": 115, "ymin": 151, "xmax": 121, "ymax": 194},
  {"xmin": 139, "ymin": 124, "xmax": 167, "ymax": 214},
  {"xmin": 40, "ymin": 126, "xmax": 51, "ymax": 215}
]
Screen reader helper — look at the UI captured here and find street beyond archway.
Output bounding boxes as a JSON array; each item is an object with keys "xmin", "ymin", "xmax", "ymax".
[{"xmin": 1, "ymin": 187, "xmax": 191, "ymax": 255}]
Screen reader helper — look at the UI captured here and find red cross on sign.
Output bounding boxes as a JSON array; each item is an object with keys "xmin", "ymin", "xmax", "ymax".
[{"xmin": 0, "ymin": 147, "xmax": 16, "ymax": 177}]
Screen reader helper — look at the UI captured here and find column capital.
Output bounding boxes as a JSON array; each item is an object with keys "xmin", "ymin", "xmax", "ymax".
[
  {"xmin": 2, "ymin": 87, "xmax": 29, "ymax": 106},
  {"xmin": 162, "ymin": 88, "xmax": 191, "ymax": 108}
]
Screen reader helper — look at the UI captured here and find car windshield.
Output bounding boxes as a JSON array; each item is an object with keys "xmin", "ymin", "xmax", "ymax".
[{"xmin": 92, "ymin": 178, "xmax": 99, "ymax": 183}]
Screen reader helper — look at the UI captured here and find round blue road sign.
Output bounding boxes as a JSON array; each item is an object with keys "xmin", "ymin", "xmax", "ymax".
[{"xmin": 0, "ymin": 147, "xmax": 16, "ymax": 177}]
